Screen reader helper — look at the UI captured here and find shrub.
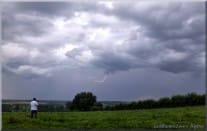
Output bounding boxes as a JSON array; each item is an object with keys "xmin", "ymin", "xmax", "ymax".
[{"xmin": 7, "ymin": 116, "xmax": 21, "ymax": 124}]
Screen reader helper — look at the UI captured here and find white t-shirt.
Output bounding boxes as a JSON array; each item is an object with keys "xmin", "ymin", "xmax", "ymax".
[{"xmin": 30, "ymin": 100, "xmax": 39, "ymax": 110}]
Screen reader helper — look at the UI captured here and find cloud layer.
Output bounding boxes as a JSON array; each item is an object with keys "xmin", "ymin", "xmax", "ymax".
[
  {"xmin": 2, "ymin": 1, "xmax": 205, "ymax": 77},
  {"xmin": 1, "ymin": 1, "xmax": 205, "ymax": 100}
]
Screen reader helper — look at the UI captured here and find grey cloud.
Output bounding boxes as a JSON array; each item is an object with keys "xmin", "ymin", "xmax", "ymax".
[
  {"xmin": 109, "ymin": 2, "xmax": 205, "ymax": 41},
  {"xmin": 2, "ymin": 1, "xmax": 205, "ymax": 101},
  {"xmin": 87, "ymin": 2, "xmax": 204, "ymax": 74},
  {"xmin": 11, "ymin": 2, "xmax": 74, "ymax": 17},
  {"xmin": 65, "ymin": 47, "xmax": 137, "ymax": 74},
  {"xmin": 90, "ymin": 51, "xmax": 148, "ymax": 74},
  {"xmin": 157, "ymin": 56, "xmax": 196, "ymax": 73},
  {"xmin": 2, "ymin": 7, "xmax": 53, "ymax": 42},
  {"xmin": 124, "ymin": 31, "xmax": 204, "ymax": 74},
  {"xmin": 2, "ymin": 1, "xmax": 205, "ymax": 77},
  {"xmin": 2, "ymin": 66, "xmax": 38, "ymax": 79},
  {"xmin": 65, "ymin": 47, "xmax": 86, "ymax": 58},
  {"xmin": 2, "ymin": 1, "xmax": 102, "ymax": 42},
  {"xmin": 92, "ymin": 54, "xmax": 133, "ymax": 74},
  {"xmin": 90, "ymin": 47, "xmax": 204, "ymax": 75},
  {"xmin": 8, "ymin": 1, "xmax": 107, "ymax": 18}
]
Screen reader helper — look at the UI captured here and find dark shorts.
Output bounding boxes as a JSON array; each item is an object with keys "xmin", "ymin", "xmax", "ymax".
[{"xmin": 31, "ymin": 110, "xmax": 38, "ymax": 118}]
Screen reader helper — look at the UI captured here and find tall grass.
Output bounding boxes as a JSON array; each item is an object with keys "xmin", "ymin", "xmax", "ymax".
[{"xmin": 2, "ymin": 106, "xmax": 205, "ymax": 129}]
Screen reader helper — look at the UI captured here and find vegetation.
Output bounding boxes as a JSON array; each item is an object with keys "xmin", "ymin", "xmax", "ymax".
[
  {"xmin": 2, "ymin": 106, "xmax": 205, "ymax": 129},
  {"xmin": 2, "ymin": 92, "xmax": 205, "ymax": 112},
  {"xmin": 105, "ymin": 93, "xmax": 205, "ymax": 110},
  {"xmin": 2, "ymin": 93, "xmax": 205, "ymax": 129},
  {"xmin": 68, "ymin": 92, "xmax": 102, "ymax": 111}
]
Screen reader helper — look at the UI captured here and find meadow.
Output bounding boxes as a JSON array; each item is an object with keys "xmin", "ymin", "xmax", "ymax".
[{"xmin": 2, "ymin": 106, "xmax": 205, "ymax": 129}]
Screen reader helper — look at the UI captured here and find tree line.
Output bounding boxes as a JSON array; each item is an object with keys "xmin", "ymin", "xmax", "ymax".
[
  {"xmin": 2, "ymin": 104, "xmax": 66, "ymax": 112},
  {"xmin": 66, "ymin": 92, "xmax": 205, "ymax": 111},
  {"xmin": 104, "ymin": 93, "xmax": 205, "ymax": 110}
]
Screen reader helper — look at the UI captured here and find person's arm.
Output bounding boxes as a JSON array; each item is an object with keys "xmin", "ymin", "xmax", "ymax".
[{"xmin": 35, "ymin": 101, "xmax": 39, "ymax": 106}]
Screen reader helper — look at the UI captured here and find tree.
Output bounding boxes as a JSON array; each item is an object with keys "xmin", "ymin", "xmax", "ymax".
[
  {"xmin": 2, "ymin": 104, "xmax": 12, "ymax": 112},
  {"xmin": 65, "ymin": 101, "xmax": 72, "ymax": 111},
  {"xmin": 140, "ymin": 99, "xmax": 157, "ymax": 109},
  {"xmin": 70, "ymin": 92, "xmax": 97, "ymax": 111},
  {"xmin": 91, "ymin": 102, "xmax": 103, "ymax": 111},
  {"xmin": 171, "ymin": 95, "xmax": 186, "ymax": 107},
  {"xmin": 157, "ymin": 97, "xmax": 171, "ymax": 107}
]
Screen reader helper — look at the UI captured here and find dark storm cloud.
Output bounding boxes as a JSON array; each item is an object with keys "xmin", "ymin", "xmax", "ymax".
[
  {"xmin": 2, "ymin": 3, "xmax": 53, "ymax": 41},
  {"xmin": 7, "ymin": 1, "xmax": 107, "ymax": 18},
  {"xmin": 2, "ymin": 1, "xmax": 205, "ymax": 100},
  {"xmin": 2, "ymin": 16, "xmax": 52, "ymax": 41},
  {"xmin": 157, "ymin": 56, "xmax": 197, "ymax": 73},
  {"xmin": 2, "ymin": 66, "xmax": 40, "ymax": 79},
  {"xmin": 91, "ymin": 51, "xmax": 137, "ymax": 74},
  {"xmin": 13, "ymin": 2, "xmax": 72, "ymax": 16},
  {"xmin": 122, "ymin": 31, "xmax": 205, "ymax": 74},
  {"xmin": 110, "ymin": 2, "xmax": 205, "ymax": 40},
  {"xmin": 90, "ymin": 2, "xmax": 205, "ymax": 74},
  {"xmin": 2, "ymin": 1, "xmax": 205, "ymax": 76},
  {"xmin": 2, "ymin": 1, "xmax": 103, "ymax": 42}
]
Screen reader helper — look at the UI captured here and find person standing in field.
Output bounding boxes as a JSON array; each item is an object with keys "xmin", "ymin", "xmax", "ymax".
[{"xmin": 30, "ymin": 98, "xmax": 39, "ymax": 118}]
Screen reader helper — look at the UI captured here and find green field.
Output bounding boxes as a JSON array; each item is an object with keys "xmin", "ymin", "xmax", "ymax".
[{"xmin": 2, "ymin": 106, "xmax": 205, "ymax": 129}]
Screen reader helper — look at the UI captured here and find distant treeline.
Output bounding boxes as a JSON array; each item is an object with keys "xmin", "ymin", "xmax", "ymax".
[
  {"xmin": 105, "ymin": 93, "xmax": 205, "ymax": 110},
  {"xmin": 2, "ymin": 104, "xmax": 66, "ymax": 112},
  {"xmin": 2, "ymin": 92, "xmax": 205, "ymax": 112}
]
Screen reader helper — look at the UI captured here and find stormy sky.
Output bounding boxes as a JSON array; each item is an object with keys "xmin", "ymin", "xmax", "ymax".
[{"xmin": 1, "ymin": 1, "xmax": 205, "ymax": 101}]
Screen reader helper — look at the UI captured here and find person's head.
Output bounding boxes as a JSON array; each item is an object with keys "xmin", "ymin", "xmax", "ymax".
[{"xmin": 33, "ymin": 98, "xmax": 36, "ymax": 101}]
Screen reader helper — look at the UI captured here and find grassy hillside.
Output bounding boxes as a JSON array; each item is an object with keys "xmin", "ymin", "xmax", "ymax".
[{"xmin": 2, "ymin": 106, "xmax": 205, "ymax": 129}]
